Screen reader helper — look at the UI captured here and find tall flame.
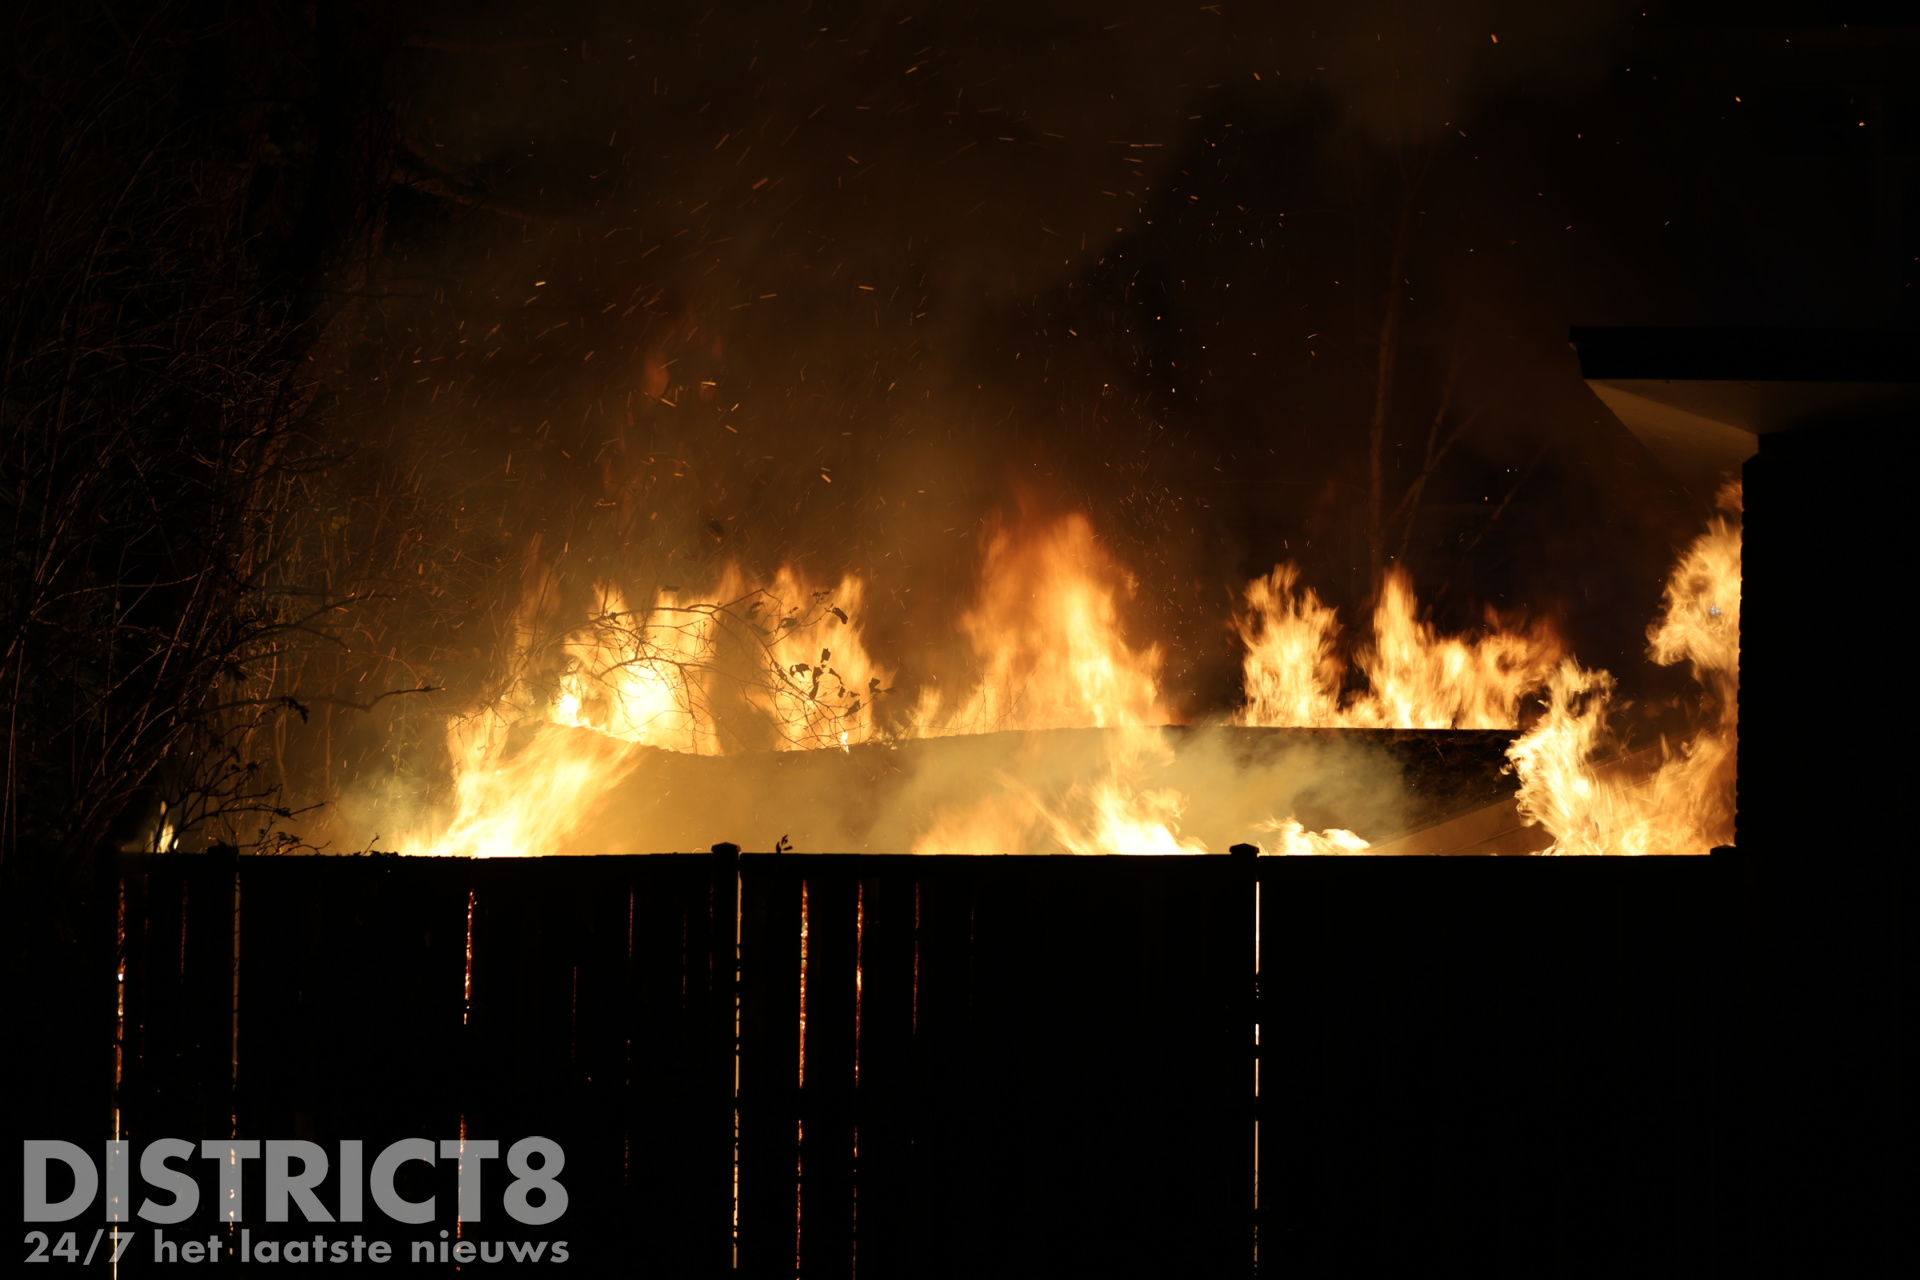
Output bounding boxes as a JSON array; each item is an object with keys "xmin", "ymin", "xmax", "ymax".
[
  {"xmin": 1234, "ymin": 565, "xmax": 1562, "ymax": 729},
  {"xmin": 909, "ymin": 512, "xmax": 1167, "ymax": 735},
  {"xmin": 905, "ymin": 512, "xmax": 1201, "ymax": 854},
  {"xmin": 1507, "ymin": 484, "xmax": 1741, "ymax": 856}
]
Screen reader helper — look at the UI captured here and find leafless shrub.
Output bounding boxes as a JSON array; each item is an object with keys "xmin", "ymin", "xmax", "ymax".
[{"xmin": 1, "ymin": 4, "xmax": 402, "ymax": 885}]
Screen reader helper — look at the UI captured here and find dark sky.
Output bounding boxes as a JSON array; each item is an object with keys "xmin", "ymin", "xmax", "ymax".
[{"xmin": 348, "ymin": 0, "xmax": 1915, "ymax": 717}]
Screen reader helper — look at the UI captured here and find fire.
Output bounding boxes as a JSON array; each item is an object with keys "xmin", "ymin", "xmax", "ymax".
[
  {"xmin": 1256, "ymin": 816, "xmax": 1372, "ymax": 857},
  {"xmin": 550, "ymin": 567, "xmax": 891, "ymax": 755},
  {"xmin": 1508, "ymin": 484, "xmax": 1740, "ymax": 855},
  {"xmin": 398, "ymin": 490, "xmax": 1737, "ymax": 858},
  {"xmin": 406, "ymin": 564, "xmax": 888, "ymax": 856},
  {"xmin": 902, "ymin": 512, "xmax": 1202, "ymax": 854},
  {"xmin": 909, "ymin": 724, "xmax": 1213, "ymax": 857},
  {"xmin": 1231, "ymin": 564, "xmax": 1346, "ymax": 728},
  {"xmin": 549, "ymin": 585, "xmax": 718, "ymax": 755},
  {"xmin": 422, "ymin": 708, "xmax": 644, "ymax": 861},
  {"xmin": 907, "ymin": 512, "xmax": 1168, "ymax": 735},
  {"xmin": 909, "ymin": 729, "xmax": 1210, "ymax": 857},
  {"xmin": 1234, "ymin": 564, "xmax": 1562, "ymax": 729}
]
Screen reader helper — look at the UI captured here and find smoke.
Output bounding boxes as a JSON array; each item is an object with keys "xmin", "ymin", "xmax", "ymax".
[
  {"xmin": 549, "ymin": 724, "xmax": 1432, "ymax": 856},
  {"xmin": 382, "ymin": 0, "xmax": 1639, "ymax": 577}
]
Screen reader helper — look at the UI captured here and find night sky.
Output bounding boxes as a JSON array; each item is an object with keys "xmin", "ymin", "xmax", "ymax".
[{"xmin": 344, "ymin": 2, "xmax": 1913, "ymax": 726}]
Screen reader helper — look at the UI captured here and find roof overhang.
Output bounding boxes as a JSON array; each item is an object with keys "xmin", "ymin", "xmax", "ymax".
[{"xmin": 1569, "ymin": 328, "xmax": 1919, "ymax": 498}]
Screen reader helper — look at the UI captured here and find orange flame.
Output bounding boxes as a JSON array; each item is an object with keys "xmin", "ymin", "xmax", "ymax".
[
  {"xmin": 1256, "ymin": 816, "xmax": 1372, "ymax": 856},
  {"xmin": 552, "ymin": 567, "xmax": 891, "ymax": 754},
  {"xmin": 909, "ymin": 512, "xmax": 1168, "ymax": 735},
  {"xmin": 904, "ymin": 512, "xmax": 1202, "ymax": 854},
  {"xmin": 406, "ymin": 564, "xmax": 887, "ymax": 856},
  {"xmin": 1508, "ymin": 484, "xmax": 1740, "ymax": 855},
  {"xmin": 397, "ymin": 490, "xmax": 1736, "ymax": 858},
  {"xmin": 1234, "ymin": 565, "xmax": 1562, "ymax": 729},
  {"xmin": 910, "ymin": 725, "xmax": 1212, "ymax": 856},
  {"xmin": 898, "ymin": 513, "xmax": 1356, "ymax": 855}
]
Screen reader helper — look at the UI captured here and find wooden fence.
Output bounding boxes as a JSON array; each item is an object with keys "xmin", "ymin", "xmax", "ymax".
[{"xmin": 112, "ymin": 850, "xmax": 1715, "ymax": 1277}]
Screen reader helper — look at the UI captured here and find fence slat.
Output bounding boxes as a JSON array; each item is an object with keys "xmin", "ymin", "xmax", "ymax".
[
  {"xmin": 121, "ymin": 856, "xmax": 243, "ymax": 1147},
  {"xmin": 905, "ymin": 861, "xmax": 976, "ymax": 1279},
  {"xmin": 849, "ymin": 868, "xmax": 918, "ymax": 1276},
  {"xmin": 738, "ymin": 863, "xmax": 803, "ymax": 1276},
  {"xmin": 798, "ymin": 871, "xmax": 858, "ymax": 1277},
  {"xmin": 622, "ymin": 855, "xmax": 734, "ymax": 1271}
]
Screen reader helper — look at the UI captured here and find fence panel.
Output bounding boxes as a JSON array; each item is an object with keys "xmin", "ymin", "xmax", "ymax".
[
  {"xmin": 725, "ymin": 855, "xmax": 1255, "ymax": 1280},
  {"xmin": 846, "ymin": 868, "xmax": 920, "ymax": 1276},
  {"xmin": 738, "ymin": 861, "xmax": 804, "ymax": 1275},
  {"xmin": 113, "ymin": 850, "xmax": 1713, "ymax": 1278},
  {"xmin": 120, "ymin": 857, "xmax": 243, "ymax": 1150},
  {"xmin": 1253, "ymin": 858, "xmax": 1715, "ymax": 1277}
]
